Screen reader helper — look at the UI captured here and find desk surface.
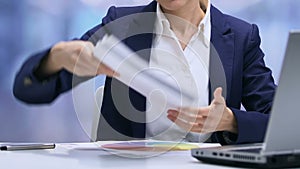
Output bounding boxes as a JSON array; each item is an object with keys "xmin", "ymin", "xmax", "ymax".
[{"xmin": 0, "ymin": 142, "xmax": 238, "ymax": 169}]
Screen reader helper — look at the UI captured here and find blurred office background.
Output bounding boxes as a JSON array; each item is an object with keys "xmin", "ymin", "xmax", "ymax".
[{"xmin": 0, "ymin": 0, "xmax": 299, "ymax": 142}]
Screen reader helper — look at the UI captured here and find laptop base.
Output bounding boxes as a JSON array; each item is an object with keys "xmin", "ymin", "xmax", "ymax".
[{"xmin": 192, "ymin": 150, "xmax": 300, "ymax": 169}]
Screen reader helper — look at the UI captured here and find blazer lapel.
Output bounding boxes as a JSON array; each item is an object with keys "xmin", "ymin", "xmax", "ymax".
[
  {"xmin": 123, "ymin": 1, "xmax": 157, "ymax": 138},
  {"xmin": 125, "ymin": 2, "xmax": 157, "ymax": 62},
  {"xmin": 209, "ymin": 5, "xmax": 235, "ymax": 102}
]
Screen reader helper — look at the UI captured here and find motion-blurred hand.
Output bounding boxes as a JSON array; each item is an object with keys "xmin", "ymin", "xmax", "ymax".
[{"xmin": 39, "ymin": 40, "xmax": 118, "ymax": 77}]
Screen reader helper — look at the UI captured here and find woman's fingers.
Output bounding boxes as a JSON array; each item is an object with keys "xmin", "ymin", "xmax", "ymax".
[
  {"xmin": 55, "ymin": 40, "xmax": 119, "ymax": 77},
  {"xmin": 167, "ymin": 109, "xmax": 207, "ymax": 123},
  {"xmin": 97, "ymin": 62, "xmax": 120, "ymax": 77},
  {"xmin": 167, "ymin": 113, "xmax": 204, "ymax": 133},
  {"xmin": 167, "ymin": 87, "xmax": 228, "ymax": 133}
]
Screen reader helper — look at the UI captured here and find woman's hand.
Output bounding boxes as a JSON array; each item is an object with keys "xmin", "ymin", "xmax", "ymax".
[
  {"xmin": 167, "ymin": 87, "xmax": 238, "ymax": 134},
  {"xmin": 37, "ymin": 40, "xmax": 118, "ymax": 77}
]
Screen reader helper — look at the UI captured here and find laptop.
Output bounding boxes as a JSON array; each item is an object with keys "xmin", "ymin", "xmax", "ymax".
[{"xmin": 191, "ymin": 31, "xmax": 300, "ymax": 168}]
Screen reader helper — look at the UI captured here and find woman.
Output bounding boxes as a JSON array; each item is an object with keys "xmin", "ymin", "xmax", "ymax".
[{"xmin": 13, "ymin": 0, "xmax": 276, "ymax": 144}]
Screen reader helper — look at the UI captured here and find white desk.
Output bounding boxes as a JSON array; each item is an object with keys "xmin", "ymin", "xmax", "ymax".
[{"xmin": 0, "ymin": 142, "xmax": 239, "ymax": 169}]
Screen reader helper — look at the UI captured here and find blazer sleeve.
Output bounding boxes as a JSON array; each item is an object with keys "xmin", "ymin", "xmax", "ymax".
[
  {"xmin": 213, "ymin": 24, "xmax": 276, "ymax": 144},
  {"xmin": 13, "ymin": 6, "xmax": 118, "ymax": 104},
  {"xmin": 236, "ymin": 24, "xmax": 276, "ymax": 144}
]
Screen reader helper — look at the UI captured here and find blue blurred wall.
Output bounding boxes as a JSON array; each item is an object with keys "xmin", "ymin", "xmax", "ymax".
[{"xmin": 0, "ymin": 0, "xmax": 299, "ymax": 142}]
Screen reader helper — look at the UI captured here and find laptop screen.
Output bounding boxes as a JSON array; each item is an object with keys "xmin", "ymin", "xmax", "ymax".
[{"xmin": 263, "ymin": 31, "xmax": 300, "ymax": 154}]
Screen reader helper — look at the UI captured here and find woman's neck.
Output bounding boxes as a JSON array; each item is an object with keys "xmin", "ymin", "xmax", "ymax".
[
  {"xmin": 159, "ymin": 0, "xmax": 208, "ymax": 50},
  {"xmin": 161, "ymin": 0, "xmax": 207, "ymax": 34}
]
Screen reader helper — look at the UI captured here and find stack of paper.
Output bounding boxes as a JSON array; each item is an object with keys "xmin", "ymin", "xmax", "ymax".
[{"xmin": 94, "ymin": 35, "xmax": 197, "ymax": 108}]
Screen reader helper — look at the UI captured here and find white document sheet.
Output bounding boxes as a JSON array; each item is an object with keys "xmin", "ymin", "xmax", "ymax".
[{"xmin": 94, "ymin": 35, "xmax": 197, "ymax": 108}]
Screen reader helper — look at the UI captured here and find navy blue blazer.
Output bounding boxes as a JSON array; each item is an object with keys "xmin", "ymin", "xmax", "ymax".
[{"xmin": 13, "ymin": 1, "xmax": 276, "ymax": 144}]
